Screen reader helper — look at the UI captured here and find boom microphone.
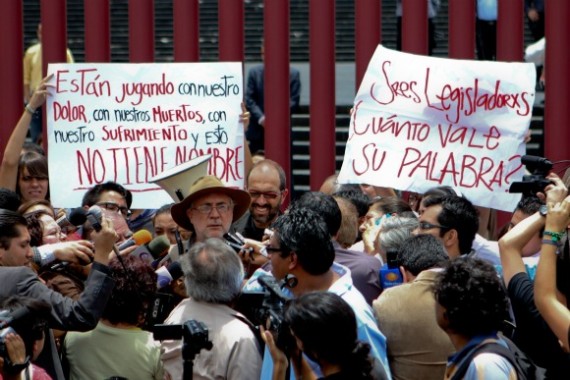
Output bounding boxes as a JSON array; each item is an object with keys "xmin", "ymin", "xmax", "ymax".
[
  {"xmin": 118, "ymin": 229, "xmax": 152, "ymax": 251},
  {"xmin": 520, "ymin": 155, "xmax": 553, "ymax": 168}
]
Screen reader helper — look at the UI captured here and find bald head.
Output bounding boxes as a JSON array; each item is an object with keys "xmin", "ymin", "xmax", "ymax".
[{"xmin": 246, "ymin": 160, "xmax": 288, "ymax": 228}]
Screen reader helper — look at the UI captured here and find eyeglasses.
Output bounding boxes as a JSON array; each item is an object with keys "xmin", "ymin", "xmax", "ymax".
[
  {"xmin": 248, "ymin": 190, "xmax": 281, "ymax": 200},
  {"xmin": 192, "ymin": 202, "xmax": 233, "ymax": 215},
  {"xmin": 418, "ymin": 221, "xmax": 449, "ymax": 231},
  {"xmin": 97, "ymin": 202, "xmax": 132, "ymax": 218},
  {"xmin": 261, "ymin": 245, "xmax": 283, "ymax": 257}
]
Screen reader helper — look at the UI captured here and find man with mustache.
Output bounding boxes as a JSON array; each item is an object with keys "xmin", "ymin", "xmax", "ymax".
[
  {"xmin": 171, "ymin": 176, "xmax": 251, "ymax": 246},
  {"xmin": 233, "ymin": 159, "xmax": 288, "ymax": 241}
]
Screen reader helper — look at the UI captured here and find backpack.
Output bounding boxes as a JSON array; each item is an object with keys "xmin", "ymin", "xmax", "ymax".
[{"xmin": 451, "ymin": 337, "xmax": 546, "ymax": 380}]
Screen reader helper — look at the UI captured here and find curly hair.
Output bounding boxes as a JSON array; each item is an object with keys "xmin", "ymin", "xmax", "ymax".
[
  {"xmin": 102, "ymin": 255, "xmax": 158, "ymax": 326},
  {"xmin": 433, "ymin": 256, "xmax": 510, "ymax": 338}
]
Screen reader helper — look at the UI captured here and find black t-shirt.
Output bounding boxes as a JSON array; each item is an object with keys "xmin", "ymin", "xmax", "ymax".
[
  {"xmin": 232, "ymin": 212, "xmax": 266, "ymax": 242},
  {"xmin": 509, "ymin": 272, "xmax": 570, "ymax": 378}
]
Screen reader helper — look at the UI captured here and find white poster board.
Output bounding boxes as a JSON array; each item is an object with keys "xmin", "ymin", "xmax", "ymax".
[
  {"xmin": 338, "ymin": 46, "xmax": 536, "ymax": 211},
  {"xmin": 46, "ymin": 63, "xmax": 244, "ymax": 209}
]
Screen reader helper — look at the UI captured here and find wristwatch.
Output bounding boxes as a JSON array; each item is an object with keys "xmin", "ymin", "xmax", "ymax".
[
  {"xmin": 539, "ymin": 204, "xmax": 548, "ymax": 217},
  {"xmin": 4, "ymin": 355, "xmax": 30, "ymax": 375}
]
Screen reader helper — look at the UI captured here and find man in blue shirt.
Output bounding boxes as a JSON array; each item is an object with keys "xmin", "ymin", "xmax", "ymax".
[{"xmin": 244, "ymin": 207, "xmax": 391, "ymax": 379}]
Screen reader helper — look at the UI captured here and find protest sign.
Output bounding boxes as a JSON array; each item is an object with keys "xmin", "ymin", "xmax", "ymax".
[
  {"xmin": 338, "ymin": 45, "xmax": 536, "ymax": 211},
  {"xmin": 46, "ymin": 63, "xmax": 244, "ymax": 209}
]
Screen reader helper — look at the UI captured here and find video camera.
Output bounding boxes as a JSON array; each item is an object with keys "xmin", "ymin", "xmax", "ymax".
[
  {"xmin": 0, "ymin": 306, "xmax": 34, "ymax": 374},
  {"xmin": 143, "ymin": 292, "xmax": 180, "ymax": 332},
  {"xmin": 509, "ymin": 155, "xmax": 553, "ymax": 196},
  {"xmin": 236, "ymin": 275, "xmax": 295, "ymax": 352},
  {"xmin": 153, "ymin": 319, "xmax": 212, "ymax": 352},
  {"xmin": 154, "ymin": 319, "xmax": 213, "ymax": 379}
]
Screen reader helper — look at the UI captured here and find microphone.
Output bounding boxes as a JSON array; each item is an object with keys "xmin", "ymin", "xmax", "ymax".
[
  {"xmin": 379, "ymin": 250, "xmax": 403, "ymax": 289},
  {"xmin": 67, "ymin": 207, "xmax": 88, "ymax": 226},
  {"xmin": 131, "ymin": 235, "xmax": 170, "ymax": 264},
  {"xmin": 56, "ymin": 207, "xmax": 90, "ymax": 228},
  {"xmin": 117, "ymin": 229, "xmax": 152, "ymax": 251},
  {"xmin": 520, "ymin": 155, "xmax": 553, "ymax": 167},
  {"xmin": 156, "ymin": 261, "xmax": 183, "ymax": 289},
  {"xmin": 86, "ymin": 205, "xmax": 103, "ymax": 232}
]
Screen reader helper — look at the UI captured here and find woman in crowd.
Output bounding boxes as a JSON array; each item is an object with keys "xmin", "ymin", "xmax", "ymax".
[
  {"xmin": 262, "ymin": 292, "xmax": 378, "ymax": 380},
  {"xmin": 360, "ymin": 197, "xmax": 413, "ymax": 255},
  {"xmin": 0, "ymin": 75, "xmax": 51, "ymax": 203}
]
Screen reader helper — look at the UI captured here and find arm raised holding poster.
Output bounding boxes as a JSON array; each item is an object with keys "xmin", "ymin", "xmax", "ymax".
[
  {"xmin": 47, "ymin": 63, "xmax": 247, "ymax": 209},
  {"xmin": 0, "ymin": 75, "xmax": 52, "ymax": 200},
  {"xmin": 338, "ymin": 46, "xmax": 536, "ymax": 212}
]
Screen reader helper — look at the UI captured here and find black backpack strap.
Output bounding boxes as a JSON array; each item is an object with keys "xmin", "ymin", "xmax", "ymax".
[{"xmin": 450, "ymin": 340, "xmax": 517, "ymax": 380}]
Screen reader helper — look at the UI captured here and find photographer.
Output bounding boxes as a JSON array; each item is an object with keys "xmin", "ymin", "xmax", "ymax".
[
  {"xmin": 262, "ymin": 292, "xmax": 376, "ymax": 380},
  {"xmin": 0, "ymin": 296, "xmax": 52, "ymax": 380},
  {"xmin": 160, "ymin": 238, "xmax": 261, "ymax": 379},
  {"xmin": 534, "ymin": 183, "xmax": 570, "ymax": 351},
  {"xmin": 244, "ymin": 207, "xmax": 390, "ymax": 379},
  {"xmin": 498, "ymin": 173, "xmax": 570, "ymax": 377},
  {"xmin": 0, "ymin": 210, "xmax": 117, "ymax": 380}
]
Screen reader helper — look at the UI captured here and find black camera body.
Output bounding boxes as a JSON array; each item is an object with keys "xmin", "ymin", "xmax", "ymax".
[
  {"xmin": 153, "ymin": 319, "xmax": 213, "ymax": 360},
  {"xmin": 143, "ymin": 292, "xmax": 179, "ymax": 331},
  {"xmin": 0, "ymin": 307, "xmax": 34, "ymax": 374},
  {"xmin": 0, "ymin": 326, "xmax": 16, "ymax": 360},
  {"xmin": 509, "ymin": 155, "xmax": 553, "ymax": 196},
  {"xmin": 256, "ymin": 275, "xmax": 296, "ymax": 352}
]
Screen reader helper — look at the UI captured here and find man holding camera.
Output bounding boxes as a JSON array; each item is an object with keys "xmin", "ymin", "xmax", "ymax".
[
  {"xmin": 0, "ymin": 209, "xmax": 117, "ymax": 380},
  {"xmin": 246, "ymin": 207, "xmax": 391, "ymax": 379},
  {"xmin": 0, "ymin": 297, "xmax": 52, "ymax": 380},
  {"xmin": 160, "ymin": 238, "xmax": 262, "ymax": 379}
]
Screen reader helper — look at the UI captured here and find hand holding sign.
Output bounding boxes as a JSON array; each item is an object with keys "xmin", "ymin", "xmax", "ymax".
[{"xmin": 338, "ymin": 46, "xmax": 536, "ymax": 212}]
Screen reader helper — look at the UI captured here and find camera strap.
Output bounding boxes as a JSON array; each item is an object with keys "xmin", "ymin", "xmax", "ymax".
[{"xmin": 231, "ymin": 312, "xmax": 264, "ymax": 355}]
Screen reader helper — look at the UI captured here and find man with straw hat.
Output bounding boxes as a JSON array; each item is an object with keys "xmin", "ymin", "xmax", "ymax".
[{"xmin": 170, "ymin": 175, "xmax": 251, "ymax": 250}]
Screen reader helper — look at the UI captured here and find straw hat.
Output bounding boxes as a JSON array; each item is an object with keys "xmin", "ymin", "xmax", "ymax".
[{"xmin": 170, "ymin": 176, "xmax": 251, "ymax": 230}]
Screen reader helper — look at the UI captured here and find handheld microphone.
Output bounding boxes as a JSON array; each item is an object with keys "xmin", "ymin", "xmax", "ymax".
[
  {"xmin": 68, "ymin": 207, "xmax": 88, "ymax": 226},
  {"xmin": 379, "ymin": 250, "xmax": 403, "ymax": 289},
  {"xmin": 118, "ymin": 229, "xmax": 152, "ymax": 251},
  {"xmin": 86, "ymin": 205, "xmax": 103, "ymax": 232},
  {"xmin": 56, "ymin": 207, "xmax": 90, "ymax": 228},
  {"xmin": 156, "ymin": 261, "xmax": 183, "ymax": 289},
  {"xmin": 131, "ymin": 235, "xmax": 170, "ymax": 264}
]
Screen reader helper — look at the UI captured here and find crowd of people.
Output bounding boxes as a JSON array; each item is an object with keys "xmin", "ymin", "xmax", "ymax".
[
  {"xmin": 0, "ymin": 90, "xmax": 569, "ymax": 378},
  {"xmin": 0, "ymin": 6, "xmax": 567, "ymax": 378}
]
